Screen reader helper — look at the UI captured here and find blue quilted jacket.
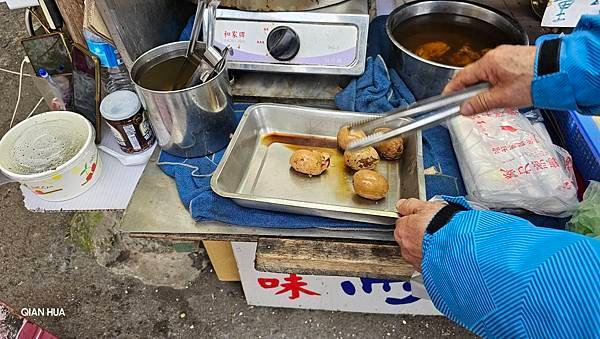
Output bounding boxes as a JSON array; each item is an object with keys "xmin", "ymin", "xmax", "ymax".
[{"xmin": 423, "ymin": 16, "xmax": 600, "ymax": 337}]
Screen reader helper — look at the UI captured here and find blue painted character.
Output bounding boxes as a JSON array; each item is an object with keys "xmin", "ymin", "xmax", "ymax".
[{"xmin": 340, "ymin": 278, "xmax": 420, "ymax": 305}]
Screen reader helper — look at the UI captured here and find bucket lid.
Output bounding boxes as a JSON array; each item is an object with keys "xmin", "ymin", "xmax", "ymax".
[{"xmin": 100, "ymin": 90, "xmax": 141, "ymax": 121}]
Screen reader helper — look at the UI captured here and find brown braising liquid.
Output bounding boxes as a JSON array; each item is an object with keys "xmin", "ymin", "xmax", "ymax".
[
  {"xmin": 261, "ymin": 132, "xmax": 354, "ymax": 195},
  {"xmin": 393, "ymin": 13, "xmax": 519, "ymax": 67},
  {"xmin": 135, "ymin": 56, "xmax": 200, "ymax": 91},
  {"xmin": 261, "ymin": 132, "xmax": 338, "ymax": 149}
]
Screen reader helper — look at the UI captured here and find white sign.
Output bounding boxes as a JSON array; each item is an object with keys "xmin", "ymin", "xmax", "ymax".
[
  {"xmin": 542, "ymin": 0, "xmax": 600, "ymax": 27},
  {"xmin": 232, "ymin": 242, "xmax": 441, "ymax": 315}
]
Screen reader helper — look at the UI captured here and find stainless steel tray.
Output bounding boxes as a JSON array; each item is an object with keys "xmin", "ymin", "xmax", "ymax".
[{"xmin": 211, "ymin": 104, "xmax": 425, "ymax": 225}]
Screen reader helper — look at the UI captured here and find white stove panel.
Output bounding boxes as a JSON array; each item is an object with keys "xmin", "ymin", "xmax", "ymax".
[{"xmin": 213, "ymin": 20, "xmax": 359, "ymax": 67}]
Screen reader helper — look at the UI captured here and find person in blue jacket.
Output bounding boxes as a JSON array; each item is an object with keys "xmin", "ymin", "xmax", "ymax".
[{"xmin": 394, "ymin": 15, "xmax": 600, "ymax": 337}]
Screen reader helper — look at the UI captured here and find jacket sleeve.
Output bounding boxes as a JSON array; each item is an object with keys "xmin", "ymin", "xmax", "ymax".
[
  {"xmin": 532, "ymin": 15, "xmax": 600, "ymax": 115},
  {"xmin": 421, "ymin": 196, "xmax": 600, "ymax": 337}
]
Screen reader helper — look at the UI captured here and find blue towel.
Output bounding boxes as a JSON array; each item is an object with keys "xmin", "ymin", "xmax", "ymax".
[{"xmin": 335, "ymin": 55, "xmax": 415, "ymax": 112}]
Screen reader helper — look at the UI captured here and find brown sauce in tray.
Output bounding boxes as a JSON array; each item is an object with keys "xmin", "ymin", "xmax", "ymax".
[
  {"xmin": 261, "ymin": 132, "xmax": 338, "ymax": 149},
  {"xmin": 393, "ymin": 13, "xmax": 519, "ymax": 67},
  {"xmin": 261, "ymin": 132, "xmax": 354, "ymax": 196}
]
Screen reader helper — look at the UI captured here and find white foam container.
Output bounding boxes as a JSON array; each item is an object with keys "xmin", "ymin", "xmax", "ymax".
[{"xmin": 0, "ymin": 111, "xmax": 102, "ymax": 201}]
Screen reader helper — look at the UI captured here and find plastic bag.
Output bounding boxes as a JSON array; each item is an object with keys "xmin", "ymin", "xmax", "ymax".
[
  {"xmin": 447, "ymin": 108, "xmax": 579, "ymax": 217},
  {"xmin": 568, "ymin": 181, "xmax": 600, "ymax": 238}
]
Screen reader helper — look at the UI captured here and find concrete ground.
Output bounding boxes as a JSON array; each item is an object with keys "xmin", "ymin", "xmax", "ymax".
[{"xmin": 0, "ymin": 5, "xmax": 474, "ymax": 338}]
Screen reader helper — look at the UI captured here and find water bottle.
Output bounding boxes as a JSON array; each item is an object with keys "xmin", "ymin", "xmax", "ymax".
[
  {"xmin": 83, "ymin": 29, "xmax": 134, "ymax": 94},
  {"xmin": 38, "ymin": 68, "xmax": 66, "ymax": 110}
]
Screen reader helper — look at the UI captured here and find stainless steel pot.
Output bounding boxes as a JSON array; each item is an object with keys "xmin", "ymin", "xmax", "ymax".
[
  {"xmin": 386, "ymin": 0, "xmax": 529, "ymax": 99},
  {"xmin": 131, "ymin": 41, "xmax": 236, "ymax": 158}
]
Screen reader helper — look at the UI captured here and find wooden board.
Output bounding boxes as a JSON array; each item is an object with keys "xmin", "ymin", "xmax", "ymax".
[
  {"xmin": 255, "ymin": 238, "xmax": 414, "ymax": 280},
  {"xmin": 55, "ymin": 0, "xmax": 85, "ymax": 45}
]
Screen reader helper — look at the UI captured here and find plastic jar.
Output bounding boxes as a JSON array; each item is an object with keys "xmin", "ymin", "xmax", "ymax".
[{"xmin": 100, "ymin": 90, "xmax": 155, "ymax": 153}]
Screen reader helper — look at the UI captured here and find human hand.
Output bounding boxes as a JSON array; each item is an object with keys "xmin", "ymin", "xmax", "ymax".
[
  {"xmin": 394, "ymin": 198, "xmax": 446, "ymax": 272},
  {"xmin": 443, "ymin": 45, "xmax": 537, "ymax": 115}
]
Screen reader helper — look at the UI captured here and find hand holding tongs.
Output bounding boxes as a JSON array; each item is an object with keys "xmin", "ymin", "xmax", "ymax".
[{"xmin": 346, "ymin": 83, "xmax": 490, "ymax": 151}]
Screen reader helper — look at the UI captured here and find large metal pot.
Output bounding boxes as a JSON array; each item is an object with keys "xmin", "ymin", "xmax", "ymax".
[
  {"xmin": 386, "ymin": 0, "xmax": 529, "ymax": 99},
  {"xmin": 131, "ymin": 41, "xmax": 236, "ymax": 158}
]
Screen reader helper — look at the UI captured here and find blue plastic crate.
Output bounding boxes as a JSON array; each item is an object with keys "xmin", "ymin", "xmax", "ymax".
[{"xmin": 549, "ymin": 110, "xmax": 600, "ymax": 182}]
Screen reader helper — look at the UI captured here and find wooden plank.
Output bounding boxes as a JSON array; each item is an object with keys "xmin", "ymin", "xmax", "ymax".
[
  {"xmin": 255, "ymin": 238, "xmax": 413, "ymax": 280},
  {"xmin": 127, "ymin": 231, "xmax": 395, "ymax": 243},
  {"xmin": 54, "ymin": 0, "xmax": 85, "ymax": 45},
  {"xmin": 128, "ymin": 232, "xmax": 260, "ymax": 242}
]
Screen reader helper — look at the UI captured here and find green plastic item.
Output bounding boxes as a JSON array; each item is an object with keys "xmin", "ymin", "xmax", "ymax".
[{"xmin": 568, "ymin": 181, "xmax": 600, "ymax": 239}]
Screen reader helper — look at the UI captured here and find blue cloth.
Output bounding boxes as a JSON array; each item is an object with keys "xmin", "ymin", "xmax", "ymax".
[
  {"xmin": 423, "ymin": 196, "xmax": 600, "ymax": 337},
  {"xmin": 533, "ymin": 15, "xmax": 600, "ymax": 115},
  {"xmin": 335, "ymin": 55, "xmax": 415, "ymax": 112},
  {"xmin": 158, "ymin": 108, "xmax": 376, "ymax": 228}
]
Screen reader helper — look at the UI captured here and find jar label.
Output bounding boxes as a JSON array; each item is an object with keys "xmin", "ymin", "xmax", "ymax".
[
  {"xmin": 123, "ymin": 124, "xmax": 141, "ymax": 151},
  {"xmin": 108, "ymin": 124, "xmax": 127, "ymax": 147},
  {"xmin": 140, "ymin": 115, "xmax": 154, "ymax": 141}
]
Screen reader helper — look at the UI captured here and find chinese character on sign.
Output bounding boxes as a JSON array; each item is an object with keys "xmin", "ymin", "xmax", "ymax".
[
  {"xmin": 232, "ymin": 31, "xmax": 238, "ymax": 38},
  {"xmin": 257, "ymin": 274, "xmax": 320, "ymax": 300},
  {"xmin": 340, "ymin": 278, "xmax": 419, "ymax": 305}
]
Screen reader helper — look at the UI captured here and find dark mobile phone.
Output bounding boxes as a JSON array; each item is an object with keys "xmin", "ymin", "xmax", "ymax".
[
  {"xmin": 21, "ymin": 32, "xmax": 72, "ymax": 76},
  {"xmin": 72, "ymin": 43, "xmax": 102, "ymax": 144}
]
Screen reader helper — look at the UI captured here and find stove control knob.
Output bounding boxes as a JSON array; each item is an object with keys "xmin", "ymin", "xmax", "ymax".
[{"xmin": 267, "ymin": 26, "xmax": 300, "ymax": 61}]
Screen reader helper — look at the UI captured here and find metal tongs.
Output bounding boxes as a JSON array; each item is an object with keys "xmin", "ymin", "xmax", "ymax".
[
  {"xmin": 346, "ymin": 83, "xmax": 490, "ymax": 151},
  {"xmin": 184, "ymin": 0, "xmax": 229, "ymax": 87},
  {"xmin": 172, "ymin": 0, "xmax": 206, "ymax": 90}
]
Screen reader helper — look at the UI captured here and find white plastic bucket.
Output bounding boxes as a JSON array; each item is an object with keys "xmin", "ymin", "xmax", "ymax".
[{"xmin": 0, "ymin": 111, "xmax": 102, "ymax": 201}]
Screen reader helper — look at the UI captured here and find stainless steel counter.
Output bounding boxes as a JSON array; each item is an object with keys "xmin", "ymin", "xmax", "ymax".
[{"xmin": 120, "ymin": 150, "xmax": 395, "ymax": 242}]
